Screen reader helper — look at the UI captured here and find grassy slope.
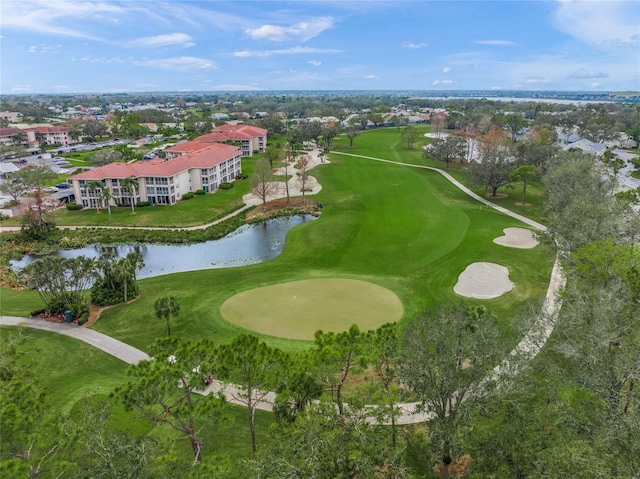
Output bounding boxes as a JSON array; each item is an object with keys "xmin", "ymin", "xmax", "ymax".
[
  {"xmin": 85, "ymin": 133, "xmax": 551, "ymax": 355},
  {"xmin": 1, "ymin": 326, "xmax": 273, "ymax": 476},
  {"xmin": 334, "ymin": 126, "xmax": 547, "ymax": 224}
]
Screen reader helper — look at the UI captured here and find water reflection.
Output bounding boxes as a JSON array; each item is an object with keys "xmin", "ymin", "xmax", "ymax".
[{"xmin": 12, "ymin": 215, "xmax": 315, "ymax": 279}]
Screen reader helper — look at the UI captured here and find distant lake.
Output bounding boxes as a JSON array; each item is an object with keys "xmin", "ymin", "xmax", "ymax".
[{"xmin": 12, "ymin": 215, "xmax": 316, "ymax": 279}]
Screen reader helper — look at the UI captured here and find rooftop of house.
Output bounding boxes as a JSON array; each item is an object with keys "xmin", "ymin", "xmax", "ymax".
[{"xmin": 70, "ymin": 143, "xmax": 240, "ymax": 181}]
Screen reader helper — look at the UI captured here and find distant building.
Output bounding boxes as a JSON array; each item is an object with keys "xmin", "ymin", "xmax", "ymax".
[
  {"xmin": 0, "ymin": 112, "xmax": 23, "ymax": 122},
  {"xmin": 0, "ymin": 126, "xmax": 75, "ymax": 147},
  {"xmin": 68, "ymin": 142, "xmax": 242, "ymax": 207},
  {"xmin": 562, "ymin": 138, "xmax": 607, "ymax": 156}
]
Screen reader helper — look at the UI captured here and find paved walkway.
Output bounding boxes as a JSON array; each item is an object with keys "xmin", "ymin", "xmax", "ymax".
[
  {"xmin": 0, "ymin": 316, "xmax": 150, "ymax": 364},
  {"xmin": 0, "ymin": 151, "xmax": 565, "ymax": 424}
]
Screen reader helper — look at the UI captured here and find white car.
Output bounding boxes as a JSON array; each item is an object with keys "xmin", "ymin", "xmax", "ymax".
[{"xmin": 44, "ymin": 186, "xmax": 59, "ymax": 193}]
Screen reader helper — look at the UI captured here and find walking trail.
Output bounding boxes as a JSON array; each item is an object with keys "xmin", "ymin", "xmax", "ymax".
[{"xmin": 0, "ymin": 149, "xmax": 565, "ymax": 424}]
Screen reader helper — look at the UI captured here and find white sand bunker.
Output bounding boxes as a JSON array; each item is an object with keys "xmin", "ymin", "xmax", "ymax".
[
  {"xmin": 493, "ymin": 227, "xmax": 539, "ymax": 249},
  {"xmin": 454, "ymin": 262, "xmax": 513, "ymax": 299}
]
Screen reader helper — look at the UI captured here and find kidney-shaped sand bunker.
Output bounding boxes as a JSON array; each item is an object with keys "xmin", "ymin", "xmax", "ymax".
[
  {"xmin": 221, "ymin": 278, "xmax": 403, "ymax": 340},
  {"xmin": 454, "ymin": 262, "xmax": 513, "ymax": 300}
]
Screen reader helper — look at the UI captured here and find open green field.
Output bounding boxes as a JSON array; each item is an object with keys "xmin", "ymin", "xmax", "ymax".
[
  {"xmin": 332, "ymin": 126, "xmax": 546, "ymax": 224},
  {"xmin": 3, "ymin": 127, "xmax": 552, "ymax": 353}
]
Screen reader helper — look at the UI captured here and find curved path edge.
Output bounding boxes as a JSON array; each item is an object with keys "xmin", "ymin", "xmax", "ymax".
[{"xmin": 0, "ymin": 151, "xmax": 566, "ymax": 425}]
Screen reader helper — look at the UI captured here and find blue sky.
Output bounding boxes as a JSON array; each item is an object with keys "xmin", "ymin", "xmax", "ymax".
[{"xmin": 1, "ymin": 0, "xmax": 639, "ymax": 94}]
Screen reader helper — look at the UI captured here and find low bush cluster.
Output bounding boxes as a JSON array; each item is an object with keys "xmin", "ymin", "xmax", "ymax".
[
  {"xmin": 136, "ymin": 200, "xmax": 152, "ymax": 207},
  {"xmin": 65, "ymin": 203, "xmax": 83, "ymax": 211},
  {"xmin": 181, "ymin": 192, "xmax": 195, "ymax": 200},
  {"xmin": 195, "ymin": 189, "xmax": 206, "ymax": 195},
  {"xmin": 219, "ymin": 182, "xmax": 233, "ymax": 190}
]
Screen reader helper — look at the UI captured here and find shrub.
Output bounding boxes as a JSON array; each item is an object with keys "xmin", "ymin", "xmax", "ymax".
[
  {"xmin": 195, "ymin": 189, "xmax": 206, "ymax": 195},
  {"xmin": 236, "ymin": 174, "xmax": 248, "ymax": 180},
  {"xmin": 220, "ymin": 182, "xmax": 233, "ymax": 190},
  {"xmin": 136, "ymin": 200, "xmax": 152, "ymax": 207},
  {"xmin": 65, "ymin": 203, "xmax": 83, "ymax": 210},
  {"xmin": 182, "ymin": 192, "xmax": 195, "ymax": 200}
]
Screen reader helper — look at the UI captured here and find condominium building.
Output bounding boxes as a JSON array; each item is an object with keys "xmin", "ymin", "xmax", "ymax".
[{"xmin": 69, "ymin": 143, "xmax": 242, "ymax": 207}]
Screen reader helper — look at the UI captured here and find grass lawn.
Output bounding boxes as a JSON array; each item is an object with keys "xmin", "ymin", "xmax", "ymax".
[
  {"xmin": 1, "ymin": 326, "xmax": 274, "ymax": 476},
  {"xmin": 221, "ymin": 278, "xmax": 403, "ymax": 340},
  {"xmin": 82, "ymin": 145, "xmax": 552, "ymax": 356},
  {"xmin": 332, "ymin": 126, "xmax": 547, "ymax": 225},
  {"xmin": 0, "ymin": 326, "xmax": 130, "ymax": 413},
  {"xmin": 53, "ymin": 185, "xmax": 249, "ymax": 227}
]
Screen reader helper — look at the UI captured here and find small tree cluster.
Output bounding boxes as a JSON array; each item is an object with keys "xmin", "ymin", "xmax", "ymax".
[{"xmin": 91, "ymin": 251, "xmax": 145, "ymax": 305}]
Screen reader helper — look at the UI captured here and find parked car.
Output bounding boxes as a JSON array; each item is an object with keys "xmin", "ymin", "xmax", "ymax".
[
  {"xmin": 56, "ymin": 182, "xmax": 71, "ymax": 189},
  {"xmin": 44, "ymin": 186, "xmax": 59, "ymax": 193}
]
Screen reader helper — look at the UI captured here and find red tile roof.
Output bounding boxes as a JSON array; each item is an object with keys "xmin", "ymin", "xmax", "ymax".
[
  {"xmin": 0, "ymin": 128, "xmax": 23, "ymax": 136},
  {"xmin": 165, "ymin": 125, "xmax": 267, "ymax": 154},
  {"xmin": 31, "ymin": 126, "xmax": 73, "ymax": 134},
  {"xmin": 70, "ymin": 143, "xmax": 240, "ymax": 181}
]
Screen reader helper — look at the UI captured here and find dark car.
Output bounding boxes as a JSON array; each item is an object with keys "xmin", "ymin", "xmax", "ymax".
[{"xmin": 56, "ymin": 182, "xmax": 71, "ymax": 189}]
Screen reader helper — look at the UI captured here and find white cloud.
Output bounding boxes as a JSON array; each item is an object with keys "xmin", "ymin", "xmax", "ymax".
[
  {"xmin": 308, "ymin": 60, "xmax": 322, "ymax": 67},
  {"xmin": 232, "ymin": 46, "xmax": 341, "ymax": 57},
  {"xmin": 432, "ymin": 80, "xmax": 453, "ymax": 86},
  {"xmin": 50, "ymin": 85, "xmax": 68, "ymax": 89},
  {"xmin": 524, "ymin": 76, "xmax": 550, "ymax": 85},
  {"xmin": 590, "ymin": 82, "xmax": 602, "ymax": 89},
  {"xmin": 127, "ymin": 33, "xmax": 195, "ymax": 48},
  {"xmin": 11, "ymin": 85, "xmax": 32, "ymax": 92},
  {"xmin": 138, "ymin": 56, "xmax": 217, "ymax": 71},
  {"xmin": 566, "ymin": 68, "xmax": 609, "ymax": 79},
  {"xmin": 363, "ymin": 75, "xmax": 378, "ymax": 80},
  {"xmin": 403, "ymin": 42, "xmax": 428, "ymax": 49},
  {"xmin": 552, "ymin": 0, "xmax": 640, "ymax": 47},
  {"xmin": 442, "ymin": 67, "xmax": 452, "ymax": 73},
  {"xmin": 246, "ymin": 17, "xmax": 334, "ymax": 42},
  {"xmin": 474, "ymin": 40, "xmax": 515, "ymax": 46},
  {"xmin": 0, "ymin": 1, "xmax": 129, "ymax": 40}
]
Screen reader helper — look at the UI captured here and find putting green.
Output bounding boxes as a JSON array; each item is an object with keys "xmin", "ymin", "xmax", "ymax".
[{"xmin": 221, "ymin": 278, "xmax": 403, "ymax": 340}]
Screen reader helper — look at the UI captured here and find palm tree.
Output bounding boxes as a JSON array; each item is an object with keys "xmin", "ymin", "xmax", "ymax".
[
  {"xmin": 120, "ymin": 252, "xmax": 144, "ymax": 302},
  {"xmin": 100, "ymin": 187, "xmax": 113, "ymax": 217},
  {"xmin": 121, "ymin": 176, "xmax": 139, "ymax": 214},
  {"xmin": 154, "ymin": 295, "xmax": 180, "ymax": 336},
  {"xmin": 86, "ymin": 180, "xmax": 104, "ymax": 214}
]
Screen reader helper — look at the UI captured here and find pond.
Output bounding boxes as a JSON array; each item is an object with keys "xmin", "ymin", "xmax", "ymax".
[{"xmin": 12, "ymin": 215, "xmax": 316, "ymax": 279}]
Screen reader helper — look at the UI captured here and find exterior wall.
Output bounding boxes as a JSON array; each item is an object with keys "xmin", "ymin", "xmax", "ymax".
[
  {"xmin": 70, "ymin": 152, "xmax": 243, "ymax": 207},
  {"xmin": 174, "ymin": 170, "xmax": 192, "ymax": 200}
]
